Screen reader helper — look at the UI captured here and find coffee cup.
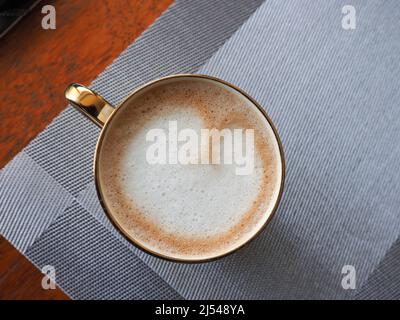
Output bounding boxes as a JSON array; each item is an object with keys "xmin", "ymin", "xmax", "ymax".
[{"xmin": 65, "ymin": 74, "xmax": 285, "ymax": 262}]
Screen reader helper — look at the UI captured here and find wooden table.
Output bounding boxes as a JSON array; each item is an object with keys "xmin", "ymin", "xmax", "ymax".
[{"xmin": 0, "ymin": 0, "xmax": 173, "ymax": 300}]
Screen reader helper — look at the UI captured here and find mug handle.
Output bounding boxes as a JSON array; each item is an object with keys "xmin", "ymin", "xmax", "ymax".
[{"xmin": 65, "ymin": 83, "xmax": 115, "ymax": 127}]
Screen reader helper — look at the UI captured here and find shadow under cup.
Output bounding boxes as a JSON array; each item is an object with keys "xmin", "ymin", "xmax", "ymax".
[{"xmin": 73, "ymin": 75, "xmax": 285, "ymax": 262}]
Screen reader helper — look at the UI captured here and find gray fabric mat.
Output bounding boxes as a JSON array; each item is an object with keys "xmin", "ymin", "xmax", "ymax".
[{"xmin": 0, "ymin": 0, "xmax": 265, "ymax": 299}]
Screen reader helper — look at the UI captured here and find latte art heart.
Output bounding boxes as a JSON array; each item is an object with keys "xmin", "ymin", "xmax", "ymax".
[{"xmin": 98, "ymin": 77, "xmax": 282, "ymax": 261}]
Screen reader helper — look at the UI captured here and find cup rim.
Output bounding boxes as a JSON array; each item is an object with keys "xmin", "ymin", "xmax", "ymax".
[{"xmin": 93, "ymin": 73, "xmax": 286, "ymax": 263}]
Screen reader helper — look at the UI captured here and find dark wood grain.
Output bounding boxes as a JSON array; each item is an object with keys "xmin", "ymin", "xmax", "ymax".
[
  {"xmin": 0, "ymin": 236, "xmax": 68, "ymax": 300},
  {"xmin": 0, "ymin": 0, "xmax": 173, "ymax": 299}
]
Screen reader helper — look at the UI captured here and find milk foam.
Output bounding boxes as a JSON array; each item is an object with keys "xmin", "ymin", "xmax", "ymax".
[{"xmin": 99, "ymin": 77, "xmax": 282, "ymax": 261}]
